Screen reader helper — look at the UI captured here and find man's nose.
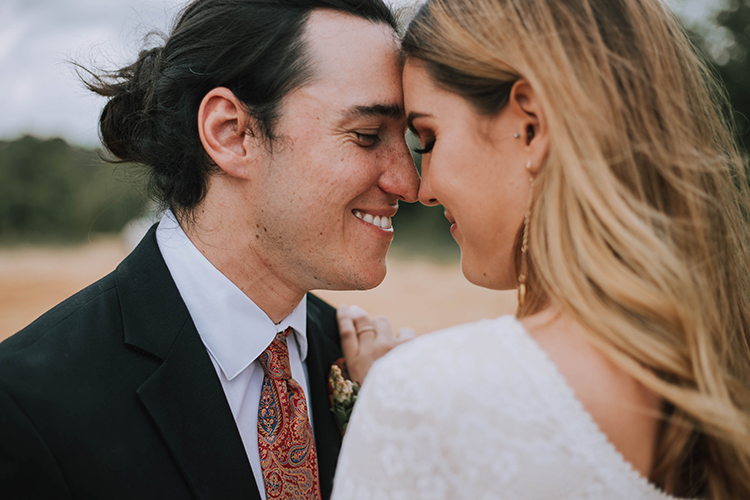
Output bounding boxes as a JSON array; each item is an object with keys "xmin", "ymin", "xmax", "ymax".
[{"xmin": 379, "ymin": 137, "xmax": 420, "ymax": 203}]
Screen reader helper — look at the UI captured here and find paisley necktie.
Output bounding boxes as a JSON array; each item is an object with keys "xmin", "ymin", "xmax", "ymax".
[{"xmin": 257, "ymin": 328, "xmax": 321, "ymax": 500}]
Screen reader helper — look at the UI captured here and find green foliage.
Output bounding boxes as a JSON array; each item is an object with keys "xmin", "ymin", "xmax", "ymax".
[
  {"xmin": 392, "ymin": 196, "xmax": 458, "ymax": 260},
  {"xmin": 715, "ymin": 2, "xmax": 750, "ymax": 150},
  {"xmin": 686, "ymin": 1, "xmax": 750, "ymax": 151},
  {"xmin": 0, "ymin": 135, "xmax": 148, "ymax": 243}
]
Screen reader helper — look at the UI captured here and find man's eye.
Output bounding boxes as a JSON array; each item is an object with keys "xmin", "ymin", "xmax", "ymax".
[
  {"xmin": 354, "ymin": 132, "xmax": 381, "ymax": 146},
  {"xmin": 412, "ymin": 137, "xmax": 435, "ymax": 155}
]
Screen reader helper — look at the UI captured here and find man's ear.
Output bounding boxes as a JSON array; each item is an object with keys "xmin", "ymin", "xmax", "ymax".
[
  {"xmin": 508, "ymin": 79, "xmax": 549, "ymax": 175},
  {"xmin": 198, "ymin": 87, "xmax": 260, "ymax": 179}
]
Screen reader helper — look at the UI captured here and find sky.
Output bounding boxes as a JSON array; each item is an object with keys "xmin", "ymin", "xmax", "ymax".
[
  {"xmin": 0, "ymin": 0, "xmax": 185, "ymax": 147},
  {"xmin": 0, "ymin": 0, "xmax": 718, "ymax": 148}
]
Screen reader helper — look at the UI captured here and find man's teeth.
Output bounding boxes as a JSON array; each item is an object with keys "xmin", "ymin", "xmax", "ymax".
[{"xmin": 354, "ymin": 210, "xmax": 393, "ymax": 230}]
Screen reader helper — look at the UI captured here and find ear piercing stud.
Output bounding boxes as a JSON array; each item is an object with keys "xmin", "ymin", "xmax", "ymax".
[{"xmin": 514, "ymin": 132, "xmax": 520, "ymax": 138}]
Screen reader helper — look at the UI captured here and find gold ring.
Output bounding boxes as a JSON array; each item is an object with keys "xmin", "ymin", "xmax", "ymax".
[{"xmin": 357, "ymin": 326, "xmax": 376, "ymax": 335}]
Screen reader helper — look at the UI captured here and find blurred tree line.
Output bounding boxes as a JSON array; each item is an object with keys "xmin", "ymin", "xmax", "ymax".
[
  {"xmin": 0, "ymin": 2, "xmax": 747, "ymax": 251},
  {"xmin": 0, "ymin": 135, "xmax": 146, "ymax": 243},
  {"xmin": 686, "ymin": 0, "xmax": 750, "ymax": 151}
]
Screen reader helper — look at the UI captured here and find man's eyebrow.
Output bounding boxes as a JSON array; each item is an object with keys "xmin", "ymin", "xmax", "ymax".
[
  {"xmin": 345, "ymin": 104, "xmax": 404, "ymax": 120},
  {"xmin": 407, "ymin": 112, "xmax": 431, "ymax": 135}
]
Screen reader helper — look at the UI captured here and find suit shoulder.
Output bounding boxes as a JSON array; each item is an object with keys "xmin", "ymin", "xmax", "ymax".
[
  {"xmin": 307, "ymin": 292, "xmax": 336, "ymax": 316},
  {"xmin": 0, "ymin": 271, "xmax": 118, "ymax": 355},
  {"xmin": 306, "ymin": 293, "xmax": 337, "ymax": 327},
  {"xmin": 306, "ymin": 293, "xmax": 339, "ymax": 345}
]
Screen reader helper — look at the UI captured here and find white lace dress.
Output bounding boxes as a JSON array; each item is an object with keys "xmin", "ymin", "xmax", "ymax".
[{"xmin": 331, "ymin": 315, "xmax": 687, "ymax": 500}]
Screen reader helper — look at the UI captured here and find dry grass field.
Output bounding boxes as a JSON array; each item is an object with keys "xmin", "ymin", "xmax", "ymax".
[{"xmin": 0, "ymin": 238, "xmax": 517, "ymax": 343}]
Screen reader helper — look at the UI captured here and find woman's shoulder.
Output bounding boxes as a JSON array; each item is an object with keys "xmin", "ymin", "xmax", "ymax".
[
  {"xmin": 374, "ymin": 314, "xmax": 529, "ymax": 366},
  {"xmin": 369, "ymin": 314, "xmax": 547, "ymax": 388},
  {"xmin": 361, "ymin": 314, "xmax": 561, "ymax": 421}
]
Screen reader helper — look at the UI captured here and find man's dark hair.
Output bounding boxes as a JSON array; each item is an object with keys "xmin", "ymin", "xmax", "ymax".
[{"xmin": 82, "ymin": 0, "xmax": 397, "ymax": 219}]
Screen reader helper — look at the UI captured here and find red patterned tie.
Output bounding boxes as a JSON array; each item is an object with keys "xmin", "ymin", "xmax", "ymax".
[{"xmin": 257, "ymin": 328, "xmax": 321, "ymax": 500}]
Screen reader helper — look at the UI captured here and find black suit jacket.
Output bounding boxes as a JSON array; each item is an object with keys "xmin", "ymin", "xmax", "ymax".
[{"xmin": 0, "ymin": 227, "xmax": 343, "ymax": 499}]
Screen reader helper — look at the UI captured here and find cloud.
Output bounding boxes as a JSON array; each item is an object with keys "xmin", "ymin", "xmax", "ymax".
[
  {"xmin": 0, "ymin": 0, "xmax": 184, "ymax": 146},
  {"xmin": 0, "ymin": 14, "xmax": 30, "ymax": 65}
]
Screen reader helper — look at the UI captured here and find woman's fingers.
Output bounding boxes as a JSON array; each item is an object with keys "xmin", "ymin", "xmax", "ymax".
[
  {"xmin": 373, "ymin": 316, "xmax": 395, "ymax": 345},
  {"xmin": 338, "ymin": 305, "xmax": 389, "ymax": 385},
  {"xmin": 337, "ymin": 305, "xmax": 360, "ymax": 362},
  {"xmin": 396, "ymin": 327, "xmax": 417, "ymax": 344},
  {"xmin": 348, "ymin": 305, "xmax": 377, "ymax": 341},
  {"xmin": 337, "ymin": 304, "xmax": 417, "ymax": 384}
]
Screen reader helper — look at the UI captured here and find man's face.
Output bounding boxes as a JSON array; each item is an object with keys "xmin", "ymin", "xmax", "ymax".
[{"xmin": 249, "ymin": 10, "xmax": 419, "ymax": 293}]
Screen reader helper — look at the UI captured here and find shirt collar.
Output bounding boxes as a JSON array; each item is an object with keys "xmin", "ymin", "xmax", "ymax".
[{"xmin": 156, "ymin": 210, "xmax": 308, "ymax": 381}]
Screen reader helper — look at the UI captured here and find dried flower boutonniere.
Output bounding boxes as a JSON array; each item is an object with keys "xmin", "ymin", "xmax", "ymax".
[{"xmin": 327, "ymin": 357, "xmax": 360, "ymax": 435}]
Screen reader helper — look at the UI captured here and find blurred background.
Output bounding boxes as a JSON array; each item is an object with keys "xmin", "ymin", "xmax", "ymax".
[{"xmin": 0, "ymin": 0, "xmax": 748, "ymax": 340}]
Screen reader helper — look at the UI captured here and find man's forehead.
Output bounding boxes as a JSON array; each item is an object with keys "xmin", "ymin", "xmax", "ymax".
[
  {"xmin": 301, "ymin": 10, "xmax": 401, "ymax": 86},
  {"xmin": 342, "ymin": 103, "xmax": 404, "ymax": 121},
  {"xmin": 287, "ymin": 10, "xmax": 405, "ymax": 122}
]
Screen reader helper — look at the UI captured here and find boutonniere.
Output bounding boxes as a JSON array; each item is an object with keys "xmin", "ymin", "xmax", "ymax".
[{"xmin": 328, "ymin": 357, "xmax": 360, "ymax": 435}]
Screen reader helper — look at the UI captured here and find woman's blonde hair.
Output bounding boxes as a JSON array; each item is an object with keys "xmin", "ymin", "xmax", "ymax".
[{"xmin": 403, "ymin": 0, "xmax": 750, "ymax": 497}]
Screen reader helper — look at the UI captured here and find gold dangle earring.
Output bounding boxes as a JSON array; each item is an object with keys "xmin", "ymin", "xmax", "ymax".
[{"xmin": 518, "ymin": 160, "xmax": 534, "ymax": 307}]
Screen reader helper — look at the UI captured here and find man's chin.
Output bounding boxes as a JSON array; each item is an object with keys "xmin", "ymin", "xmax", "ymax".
[
  {"xmin": 322, "ymin": 262, "xmax": 387, "ymax": 292},
  {"xmin": 357, "ymin": 269, "xmax": 387, "ymax": 290}
]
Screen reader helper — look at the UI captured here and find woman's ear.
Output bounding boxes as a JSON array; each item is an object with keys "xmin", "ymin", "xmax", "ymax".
[
  {"xmin": 509, "ymin": 79, "xmax": 549, "ymax": 175},
  {"xmin": 197, "ymin": 87, "xmax": 260, "ymax": 179}
]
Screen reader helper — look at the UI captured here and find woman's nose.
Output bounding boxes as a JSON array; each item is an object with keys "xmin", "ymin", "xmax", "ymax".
[{"xmin": 417, "ymin": 159, "xmax": 438, "ymax": 206}]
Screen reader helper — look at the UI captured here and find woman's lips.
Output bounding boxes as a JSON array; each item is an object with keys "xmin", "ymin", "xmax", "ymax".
[{"xmin": 445, "ymin": 210, "xmax": 457, "ymax": 235}]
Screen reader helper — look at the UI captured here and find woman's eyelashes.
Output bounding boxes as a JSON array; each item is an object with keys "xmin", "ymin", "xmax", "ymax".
[{"xmin": 412, "ymin": 137, "xmax": 435, "ymax": 155}]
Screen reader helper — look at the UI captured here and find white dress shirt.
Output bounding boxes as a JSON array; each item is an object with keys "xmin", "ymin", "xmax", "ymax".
[{"xmin": 156, "ymin": 210, "xmax": 312, "ymax": 500}]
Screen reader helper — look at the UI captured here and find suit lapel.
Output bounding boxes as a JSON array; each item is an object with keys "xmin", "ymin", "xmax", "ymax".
[
  {"xmin": 305, "ymin": 297, "xmax": 344, "ymax": 500},
  {"xmin": 136, "ymin": 320, "xmax": 260, "ymax": 500},
  {"xmin": 117, "ymin": 227, "xmax": 259, "ymax": 500}
]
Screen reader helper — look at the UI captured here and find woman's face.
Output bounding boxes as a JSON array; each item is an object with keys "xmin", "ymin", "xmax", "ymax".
[{"xmin": 403, "ymin": 60, "xmax": 537, "ymax": 290}]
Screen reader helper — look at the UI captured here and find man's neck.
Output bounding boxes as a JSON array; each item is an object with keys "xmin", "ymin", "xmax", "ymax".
[{"xmin": 180, "ymin": 213, "xmax": 306, "ymax": 325}]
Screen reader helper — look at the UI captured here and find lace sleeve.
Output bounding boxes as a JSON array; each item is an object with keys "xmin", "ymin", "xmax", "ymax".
[{"xmin": 331, "ymin": 316, "xmax": 680, "ymax": 500}]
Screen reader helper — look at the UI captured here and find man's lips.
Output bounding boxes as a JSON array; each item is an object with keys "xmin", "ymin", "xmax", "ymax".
[{"xmin": 353, "ymin": 208, "xmax": 396, "ymax": 231}]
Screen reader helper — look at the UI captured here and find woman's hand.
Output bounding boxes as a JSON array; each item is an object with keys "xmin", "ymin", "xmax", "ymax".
[{"xmin": 337, "ymin": 305, "xmax": 416, "ymax": 385}]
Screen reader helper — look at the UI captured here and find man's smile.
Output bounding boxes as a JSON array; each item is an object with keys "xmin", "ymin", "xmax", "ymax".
[{"xmin": 353, "ymin": 209, "xmax": 394, "ymax": 231}]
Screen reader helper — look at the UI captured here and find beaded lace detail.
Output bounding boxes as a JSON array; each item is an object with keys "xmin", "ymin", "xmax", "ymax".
[{"xmin": 332, "ymin": 315, "xmax": 689, "ymax": 500}]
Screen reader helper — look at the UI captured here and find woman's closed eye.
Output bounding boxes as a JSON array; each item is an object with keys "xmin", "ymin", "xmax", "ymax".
[{"xmin": 412, "ymin": 137, "xmax": 435, "ymax": 155}]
